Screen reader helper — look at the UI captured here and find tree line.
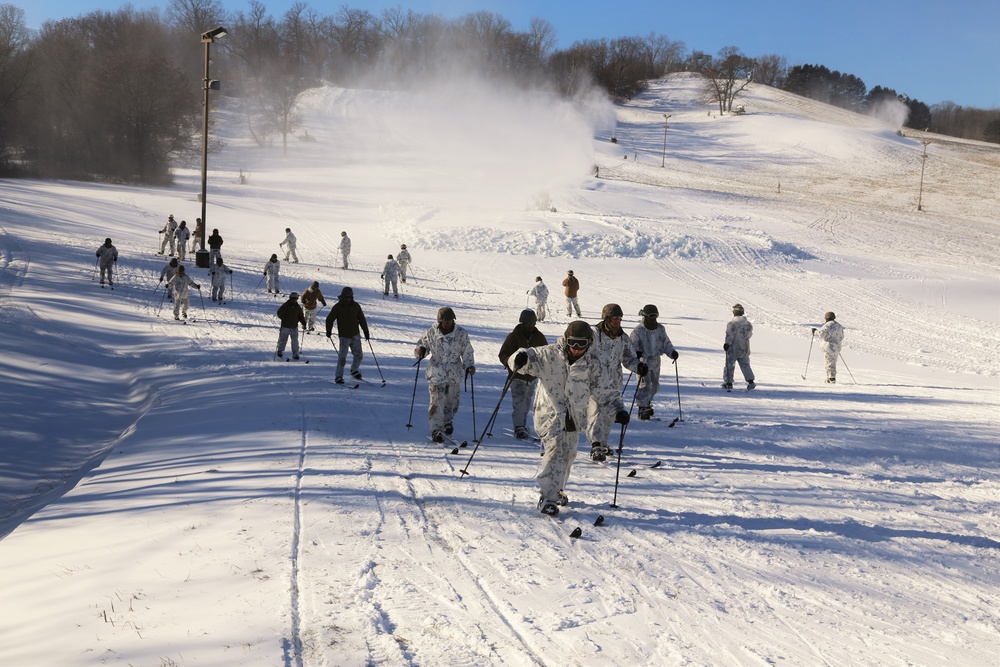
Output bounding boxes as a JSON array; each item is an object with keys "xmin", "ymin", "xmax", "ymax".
[{"xmin": 0, "ymin": 0, "xmax": 996, "ymax": 184}]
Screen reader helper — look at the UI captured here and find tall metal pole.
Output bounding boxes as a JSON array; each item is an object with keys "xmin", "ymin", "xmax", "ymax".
[
  {"xmin": 199, "ymin": 27, "xmax": 227, "ymax": 261},
  {"xmin": 200, "ymin": 38, "xmax": 210, "ymax": 249},
  {"xmin": 661, "ymin": 114, "xmax": 671, "ymax": 168},
  {"xmin": 917, "ymin": 140, "xmax": 931, "ymax": 211}
]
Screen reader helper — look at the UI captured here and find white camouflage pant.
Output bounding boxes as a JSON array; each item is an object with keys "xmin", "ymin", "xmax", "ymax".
[
  {"xmin": 509, "ymin": 378, "xmax": 537, "ymax": 429},
  {"xmin": 428, "ymin": 382, "xmax": 460, "ymax": 433},
  {"xmin": 823, "ymin": 344, "xmax": 841, "ymax": 380},
  {"xmin": 534, "ymin": 300, "xmax": 547, "ymax": 322},
  {"xmin": 565, "ymin": 297, "xmax": 581, "ymax": 317},
  {"xmin": 723, "ymin": 351, "xmax": 754, "ymax": 384},
  {"xmin": 537, "ymin": 430, "xmax": 580, "ymax": 503}
]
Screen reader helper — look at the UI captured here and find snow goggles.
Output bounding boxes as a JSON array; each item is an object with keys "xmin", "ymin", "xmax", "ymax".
[{"xmin": 566, "ymin": 336, "xmax": 591, "ymax": 350}]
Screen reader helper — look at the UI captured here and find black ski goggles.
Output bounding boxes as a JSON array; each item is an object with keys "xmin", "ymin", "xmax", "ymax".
[{"xmin": 566, "ymin": 337, "xmax": 590, "ymax": 350}]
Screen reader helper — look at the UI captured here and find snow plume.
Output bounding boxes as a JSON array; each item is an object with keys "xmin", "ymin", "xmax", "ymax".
[
  {"xmin": 299, "ymin": 74, "xmax": 612, "ymax": 220},
  {"xmin": 868, "ymin": 97, "xmax": 910, "ymax": 129}
]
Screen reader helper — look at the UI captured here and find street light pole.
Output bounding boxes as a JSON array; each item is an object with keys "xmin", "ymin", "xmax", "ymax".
[
  {"xmin": 917, "ymin": 140, "xmax": 931, "ymax": 211},
  {"xmin": 661, "ymin": 114, "xmax": 671, "ymax": 168},
  {"xmin": 198, "ymin": 26, "xmax": 227, "ymax": 266}
]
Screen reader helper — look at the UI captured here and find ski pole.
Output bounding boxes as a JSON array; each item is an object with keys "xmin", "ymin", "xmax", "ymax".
[
  {"xmin": 197, "ymin": 286, "xmax": 205, "ymax": 310},
  {"xmin": 610, "ymin": 382, "xmax": 642, "ymax": 508},
  {"xmin": 467, "ymin": 369, "xmax": 477, "ymax": 443},
  {"xmin": 156, "ymin": 284, "xmax": 167, "ymax": 316},
  {"xmin": 255, "ymin": 273, "xmax": 266, "ymax": 291},
  {"xmin": 839, "ymin": 352, "xmax": 856, "ymax": 384},
  {"xmin": 673, "ymin": 358, "xmax": 683, "ymax": 425},
  {"xmin": 802, "ymin": 330, "xmax": 815, "ymax": 380},
  {"xmin": 621, "ymin": 370, "xmax": 633, "ymax": 397},
  {"xmin": 405, "ymin": 357, "xmax": 422, "ymax": 429},
  {"xmin": 460, "ymin": 370, "xmax": 516, "ymax": 477},
  {"xmin": 366, "ymin": 338, "xmax": 386, "ymax": 386}
]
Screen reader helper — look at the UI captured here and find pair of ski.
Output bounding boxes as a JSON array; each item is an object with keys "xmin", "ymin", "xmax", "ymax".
[{"xmin": 431, "ymin": 433, "xmax": 468, "ymax": 455}]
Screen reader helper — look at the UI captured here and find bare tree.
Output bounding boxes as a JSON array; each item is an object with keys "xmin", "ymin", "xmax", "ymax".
[
  {"xmin": 0, "ymin": 4, "xmax": 32, "ymax": 170},
  {"xmin": 703, "ymin": 46, "xmax": 754, "ymax": 114},
  {"xmin": 754, "ymin": 53, "xmax": 787, "ymax": 88}
]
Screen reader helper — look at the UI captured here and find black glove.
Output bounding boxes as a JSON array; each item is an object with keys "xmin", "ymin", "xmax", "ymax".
[
  {"xmin": 113, "ymin": 258, "xmax": 117, "ymax": 263},
  {"xmin": 466, "ymin": 366, "xmax": 476, "ymax": 375},
  {"xmin": 615, "ymin": 410, "xmax": 630, "ymax": 425},
  {"xmin": 417, "ymin": 346, "xmax": 427, "ymax": 360},
  {"xmin": 158, "ymin": 278, "xmax": 163, "ymax": 283},
  {"xmin": 194, "ymin": 284, "xmax": 201, "ymax": 289},
  {"xmin": 380, "ymin": 274, "xmax": 384, "ymax": 280},
  {"xmin": 636, "ymin": 362, "xmax": 648, "ymax": 377},
  {"xmin": 263, "ymin": 271, "xmax": 267, "ymax": 276},
  {"xmin": 514, "ymin": 351, "xmax": 528, "ymax": 370},
  {"xmin": 159, "ymin": 230, "xmax": 164, "ymax": 234},
  {"xmin": 670, "ymin": 350, "xmax": 679, "ymax": 360},
  {"xmin": 811, "ymin": 328, "xmax": 817, "ymax": 333},
  {"xmin": 723, "ymin": 343, "xmax": 730, "ymax": 352},
  {"xmin": 325, "ymin": 332, "xmax": 332, "ymax": 338}
]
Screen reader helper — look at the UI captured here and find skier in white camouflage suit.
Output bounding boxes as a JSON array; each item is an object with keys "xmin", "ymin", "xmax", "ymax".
[
  {"xmin": 158, "ymin": 257, "xmax": 179, "ymax": 301},
  {"xmin": 396, "ymin": 244, "xmax": 412, "ymax": 282},
  {"xmin": 174, "ymin": 220, "xmax": 191, "ymax": 261},
  {"xmin": 629, "ymin": 304, "xmax": 678, "ymax": 420},
  {"xmin": 165, "ymin": 265, "xmax": 200, "ymax": 320},
  {"xmin": 586, "ymin": 304, "xmax": 646, "ymax": 462},
  {"xmin": 414, "ymin": 307, "xmax": 475, "ymax": 443},
  {"xmin": 209, "ymin": 257, "xmax": 233, "ymax": 302},
  {"xmin": 507, "ymin": 321, "xmax": 628, "ymax": 516},
  {"xmin": 95, "ymin": 238, "xmax": 118, "ymax": 287},
  {"xmin": 382, "ymin": 254, "xmax": 400, "ymax": 298},
  {"xmin": 158, "ymin": 214, "xmax": 178, "ymax": 255},
  {"xmin": 339, "ymin": 231, "xmax": 351, "ymax": 269},
  {"xmin": 527, "ymin": 276, "xmax": 549, "ymax": 322},
  {"xmin": 280, "ymin": 227, "xmax": 299, "ymax": 263},
  {"xmin": 263, "ymin": 254, "xmax": 281, "ymax": 293},
  {"xmin": 814, "ymin": 311, "xmax": 845, "ymax": 383},
  {"xmin": 723, "ymin": 303, "xmax": 755, "ymax": 390}
]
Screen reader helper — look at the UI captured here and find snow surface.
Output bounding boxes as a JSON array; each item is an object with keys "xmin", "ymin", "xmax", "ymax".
[{"xmin": 1, "ymin": 73, "xmax": 998, "ymax": 666}]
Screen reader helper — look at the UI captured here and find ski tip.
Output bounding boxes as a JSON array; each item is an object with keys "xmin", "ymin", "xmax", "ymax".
[
  {"xmin": 627, "ymin": 469, "xmax": 637, "ymax": 477},
  {"xmin": 650, "ymin": 461, "xmax": 662, "ymax": 468},
  {"xmin": 594, "ymin": 515, "xmax": 605, "ymax": 527},
  {"xmin": 450, "ymin": 448, "xmax": 459, "ymax": 455},
  {"xmin": 569, "ymin": 527, "xmax": 583, "ymax": 539},
  {"xmin": 460, "ymin": 441, "xmax": 468, "ymax": 448}
]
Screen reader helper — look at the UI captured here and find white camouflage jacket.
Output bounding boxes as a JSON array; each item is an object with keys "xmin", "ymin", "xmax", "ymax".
[
  {"xmin": 416, "ymin": 324, "xmax": 475, "ymax": 385},
  {"xmin": 507, "ymin": 337, "xmax": 624, "ymax": 440},
  {"xmin": 817, "ymin": 320, "xmax": 845, "ymax": 351},
  {"xmin": 166, "ymin": 273, "xmax": 198, "ymax": 300},
  {"xmin": 529, "ymin": 281, "xmax": 549, "ymax": 302},
  {"xmin": 397, "ymin": 249, "xmax": 412, "ymax": 266},
  {"xmin": 629, "ymin": 323, "xmax": 676, "ymax": 374},
  {"xmin": 590, "ymin": 322, "xmax": 641, "ymax": 386},
  {"xmin": 210, "ymin": 263, "xmax": 233, "ymax": 287},
  {"xmin": 725, "ymin": 315, "xmax": 753, "ymax": 357}
]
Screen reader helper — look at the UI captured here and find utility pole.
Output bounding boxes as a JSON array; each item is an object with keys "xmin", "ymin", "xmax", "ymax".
[
  {"xmin": 917, "ymin": 140, "xmax": 931, "ymax": 211},
  {"xmin": 661, "ymin": 115, "xmax": 671, "ymax": 168}
]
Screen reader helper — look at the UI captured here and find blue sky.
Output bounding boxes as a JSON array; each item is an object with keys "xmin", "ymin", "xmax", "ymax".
[{"xmin": 20, "ymin": 0, "xmax": 1000, "ymax": 108}]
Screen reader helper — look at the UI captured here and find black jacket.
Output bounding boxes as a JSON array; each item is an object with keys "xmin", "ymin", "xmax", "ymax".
[
  {"xmin": 498, "ymin": 323, "xmax": 548, "ymax": 381},
  {"xmin": 277, "ymin": 299, "xmax": 306, "ymax": 329}
]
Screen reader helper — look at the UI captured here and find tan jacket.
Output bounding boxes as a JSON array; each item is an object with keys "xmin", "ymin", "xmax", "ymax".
[{"xmin": 562, "ymin": 275, "xmax": 579, "ymax": 297}]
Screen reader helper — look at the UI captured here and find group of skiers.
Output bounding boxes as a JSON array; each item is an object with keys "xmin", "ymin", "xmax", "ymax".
[{"xmin": 105, "ymin": 214, "xmax": 851, "ymax": 516}]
